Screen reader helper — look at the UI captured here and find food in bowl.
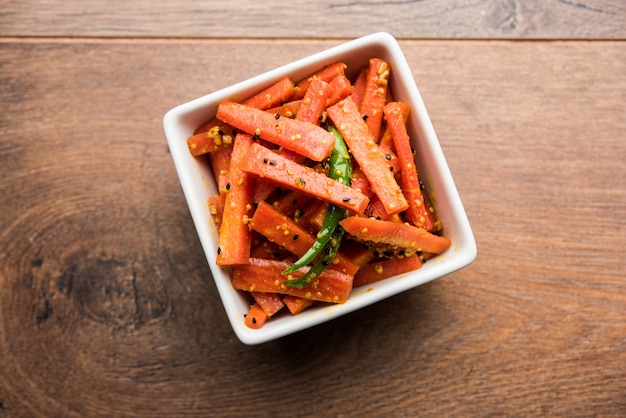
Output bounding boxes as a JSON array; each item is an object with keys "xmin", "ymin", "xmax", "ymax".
[
  {"xmin": 163, "ymin": 32, "xmax": 476, "ymax": 344},
  {"xmin": 187, "ymin": 58, "xmax": 450, "ymax": 329}
]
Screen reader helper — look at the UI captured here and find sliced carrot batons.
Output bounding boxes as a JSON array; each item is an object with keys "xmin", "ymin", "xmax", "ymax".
[
  {"xmin": 340, "ymin": 216, "xmax": 451, "ymax": 255},
  {"xmin": 353, "ymin": 254, "xmax": 423, "ymax": 287},
  {"xmin": 216, "ymin": 134, "xmax": 255, "ymax": 266},
  {"xmin": 242, "ymin": 76, "xmax": 295, "ymax": 110},
  {"xmin": 292, "ymin": 61, "xmax": 347, "ymax": 100},
  {"xmin": 383, "ymin": 101, "xmax": 434, "ymax": 231},
  {"xmin": 187, "ymin": 58, "xmax": 453, "ymax": 329},
  {"xmin": 240, "ymin": 143, "xmax": 370, "ymax": 214},
  {"xmin": 232, "ymin": 258, "xmax": 353, "ymax": 304},
  {"xmin": 327, "ymin": 96, "xmax": 407, "ymax": 216},
  {"xmin": 359, "ymin": 58, "xmax": 390, "ymax": 140},
  {"xmin": 216, "ymin": 101, "xmax": 335, "ymax": 162},
  {"xmin": 249, "ymin": 201, "xmax": 359, "ymax": 277}
]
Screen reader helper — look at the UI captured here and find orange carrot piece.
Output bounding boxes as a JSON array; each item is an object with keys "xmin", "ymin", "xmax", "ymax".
[
  {"xmin": 268, "ymin": 190, "xmax": 314, "ymax": 218},
  {"xmin": 378, "ymin": 143, "xmax": 401, "ymax": 174},
  {"xmin": 326, "ymin": 75, "xmax": 354, "ymax": 107},
  {"xmin": 292, "ymin": 61, "xmax": 347, "ymax": 100},
  {"xmin": 296, "ymin": 79, "xmax": 332, "ymax": 124},
  {"xmin": 422, "ymin": 191, "xmax": 443, "ymax": 232},
  {"xmin": 242, "ymin": 76, "xmax": 295, "ymax": 110},
  {"xmin": 364, "ymin": 195, "xmax": 392, "ymax": 220},
  {"xmin": 251, "ymin": 292, "xmax": 285, "ymax": 317},
  {"xmin": 252, "ymin": 178, "xmax": 279, "ymax": 203},
  {"xmin": 241, "ymin": 143, "xmax": 370, "ymax": 214},
  {"xmin": 244, "ymin": 303, "xmax": 268, "ymax": 329},
  {"xmin": 194, "ymin": 117, "xmax": 233, "ymax": 135},
  {"xmin": 187, "ymin": 119, "xmax": 236, "ymax": 156},
  {"xmin": 267, "ymin": 100, "xmax": 302, "ymax": 118},
  {"xmin": 283, "ymin": 295, "xmax": 314, "ymax": 314},
  {"xmin": 327, "ymin": 97, "xmax": 407, "ymax": 216},
  {"xmin": 275, "ymin": 146, "xmax": 307, "ymax": 166},
  {"xmin": 291, "ymin": 199, "xmax": 326, "ymax": 233},
  {"xmin": 251, "ymin": 146, "xmax": 309, "ymax": 203},
  {"xmin": 359, "ymin": 58, "xmax": 390, "ymax": 140},
  {"xmin": 216, "ymin": 134, "xmax": 255, "ymax": 266},
  {"xmin": 209, "ymin": 146, "xmax": 233, "ymax": 195},
  {"xmin": 350, "ymin": 67, "xmax": 368, "ymax": 109},
  {"xmin": 383, "ymin": 102, "xmax": 433, "ymax": 231},
  {"xmin": 379, "ymin": 101, "xmax": 410, "ymax": 149},
  {"xmin": 340, "ymin": 216, "xmax": 451, "ymax": 254},
  {"xmin": 233, "ymin": 258, "xmax": 353, "ymax": 304},
  {"xmin": 340, "ymin": 241, "xmax": 377, "ymax": 267},
  {"xmin": 187, "ymin": 130, "xmax": 233, "ymax": 156},
  {"xmin": 349, "ymin": 166, "xmax": 373, "ymax": 197},
  {"xmin": 216, "ymin": 101, "xmax": 335, "ymax": 162},
  {"xmin": 208, "ymin": 194, "xmax": 224, "ymax": 227},
  {"xmin": 250, "ymin": 240, "xmax": 292, "ymax": 261},
  {"xmin": 249, "ymin": 201, "xmax": 359, "ymax": 276},
  {"xmin": 353, "ymin": 254, "xmax": 423, "ymax": 287},
  {"xmin": 299, "ymin": 201, "xmax": 328, "ymax": 231}
]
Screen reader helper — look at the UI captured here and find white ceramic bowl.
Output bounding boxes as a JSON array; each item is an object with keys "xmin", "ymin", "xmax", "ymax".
[{"xmin": 163, "ymin": 32, "xmax": 476, "ymax": 345}]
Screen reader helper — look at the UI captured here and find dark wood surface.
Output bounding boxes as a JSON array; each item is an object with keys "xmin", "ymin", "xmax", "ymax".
[
  {"xmin": 1, "ymin": 3, "xmax": 625, "ymax": 417},
  {"xmin": 1, "ymin": 0, "xmax": 625, "ymax": 39}
]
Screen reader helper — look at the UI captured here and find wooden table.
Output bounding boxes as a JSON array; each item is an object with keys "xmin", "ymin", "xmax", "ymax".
[{"xmin": 1, "ymin": 1, "xmax": 625, "ymax": 416}]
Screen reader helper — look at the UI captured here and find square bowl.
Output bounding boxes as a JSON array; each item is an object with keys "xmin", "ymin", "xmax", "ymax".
[{"xmin": 163, "ymin": 32, "xmax": 476, "ymax": 345}]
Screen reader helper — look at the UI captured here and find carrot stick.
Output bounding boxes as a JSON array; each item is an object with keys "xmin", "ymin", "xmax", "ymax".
[
  {"xmin": 249, "ymin": 201, "xmax": 359, "ymax": 276},
  {"xmin": 267, "ymin": 100, "xmax": 302, "ymax": 118},
  {"xmin": 359, "ymin": 58, "xmax": 390, "ymax": 140},
  {"xmin": 244, "ymin": 303, "xmax": 268, "ymax": 329},
  {"xmin": 298, "ymin": 200, "xmax": 328, "ymax": 231},
  {"xmin": 422, "ymin": 191, "xmax": 443, "ymax": 232},
  {"xmin": 340, "ymin": 216, "xmax": 451, "ymax": 254},
  {"xmin": 383, "ymin": 102, "xmax": 434, "ymax": 231},
  {"xmin": 364, "ymin": 195, "xmax": 391, "ymax": 220},
  {"xmin": 378, "ymin": 144, "xmax": 401, "ymax": 174},
  {"xmin": 349, "ymin": 166, "xmax": 373, "ymax": 197},
  {"xmin": 251, "ymin": 292, "xmax": 285, "ymax": 317},
  {"xmin": 194, "ymin": 116, "xmax": 234, "ymax": 135},
  {"xmin": 240, "ymin": 143, "xmax": 370, "ymax": 214},
  {"xmin": 249, "ymin": 239, "xmax": 292, "ymax": 261},
  {"xmin": 268, "ymin": 190, "xmax": 314, "ymax": 218},
  {"xmin": 187, "ymin": 130, "xmax": 232, "ymax": 156},
  {"xmin": 379, "ymin": 101, "xmax": 410, "ymax": 149},
  {"xmin": 209, "ymin": 146, "xmax": 232, "ymax": 195},
  {"xmin": 327, "ymin": 97, "xmax": 407, "ymax": 216},
  {"xmin": 292, "ymin": 61, "xmax": 347, "ymax": 100},
  {"xmin": 242, "ymin": 76, "xmax": 295, "ymax": 110},
  {"xmin": 350, "ymin": 67, "xmax": 368, "ymax": 109},
  {"xmin": 326, "ymin": 75, "xmax": 353, "ymax": 107},
  {"xmin": 216, "ymin": 134, "xmax": 255, "ymax": 266},
  {"xmin": 216, "ymin": 101, "xmax": 335, "ymax": 162},
  {"xmin": 296, "ymin": 79, "xmax": 332, "ymax": 125},
  {"xmin": 194, "ymin": 76, "xmax": 295, "ymax": 154},
  {"xmin": 233, "ymin": 258, "xmax": 353, "ymax": 304},
  {"xmin": 252, "ymin": 146, "xmax": 310, "ymax": 203},
  {"xmin": 208, "ymin": 194, "xmax": 224, "ymax": 227},
  {"xmin": 282, "ymin": 295, "xmax": 314, "ymax": 314},
  {"xmin": 187, "ymin": 120, "xmax": 236, "ymax": 156},
  {"xmin": 353, "ymin": 254, "xmax": 423, "ymax": 287},
  {"xmin": 340, "ymin": 240, "xmax": 377, "ymax": 267}
]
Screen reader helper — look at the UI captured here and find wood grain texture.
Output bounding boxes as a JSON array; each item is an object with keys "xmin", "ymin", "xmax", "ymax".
[
  {"xmin": 0, "ymin": 0, "xmax": 625, "ymax": 39},
  {"xmin": 1, "ymin": 39, "xmax": 625, "ymax": 417}
]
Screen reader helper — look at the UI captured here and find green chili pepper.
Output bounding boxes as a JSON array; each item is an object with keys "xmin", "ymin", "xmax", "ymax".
[
  {"xmin": 326, "ymin": 125, "xmax": 353, "ymax": 186},
  {"xmin": 284, "ymin": 225, "xmax": 345, "ymax": 288},
  {"xmin": 282, "ymin": 126, "xmax": 351, "ymax": 283},
  {"xmin": 282, "ymin": 204, "xmax": 345, "ymax": 274}
]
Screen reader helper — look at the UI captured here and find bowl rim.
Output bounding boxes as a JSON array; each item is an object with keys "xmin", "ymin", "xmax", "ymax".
[{"xmin": 163, "ymin": 32, "xmax": 477, "ymax": 345}]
